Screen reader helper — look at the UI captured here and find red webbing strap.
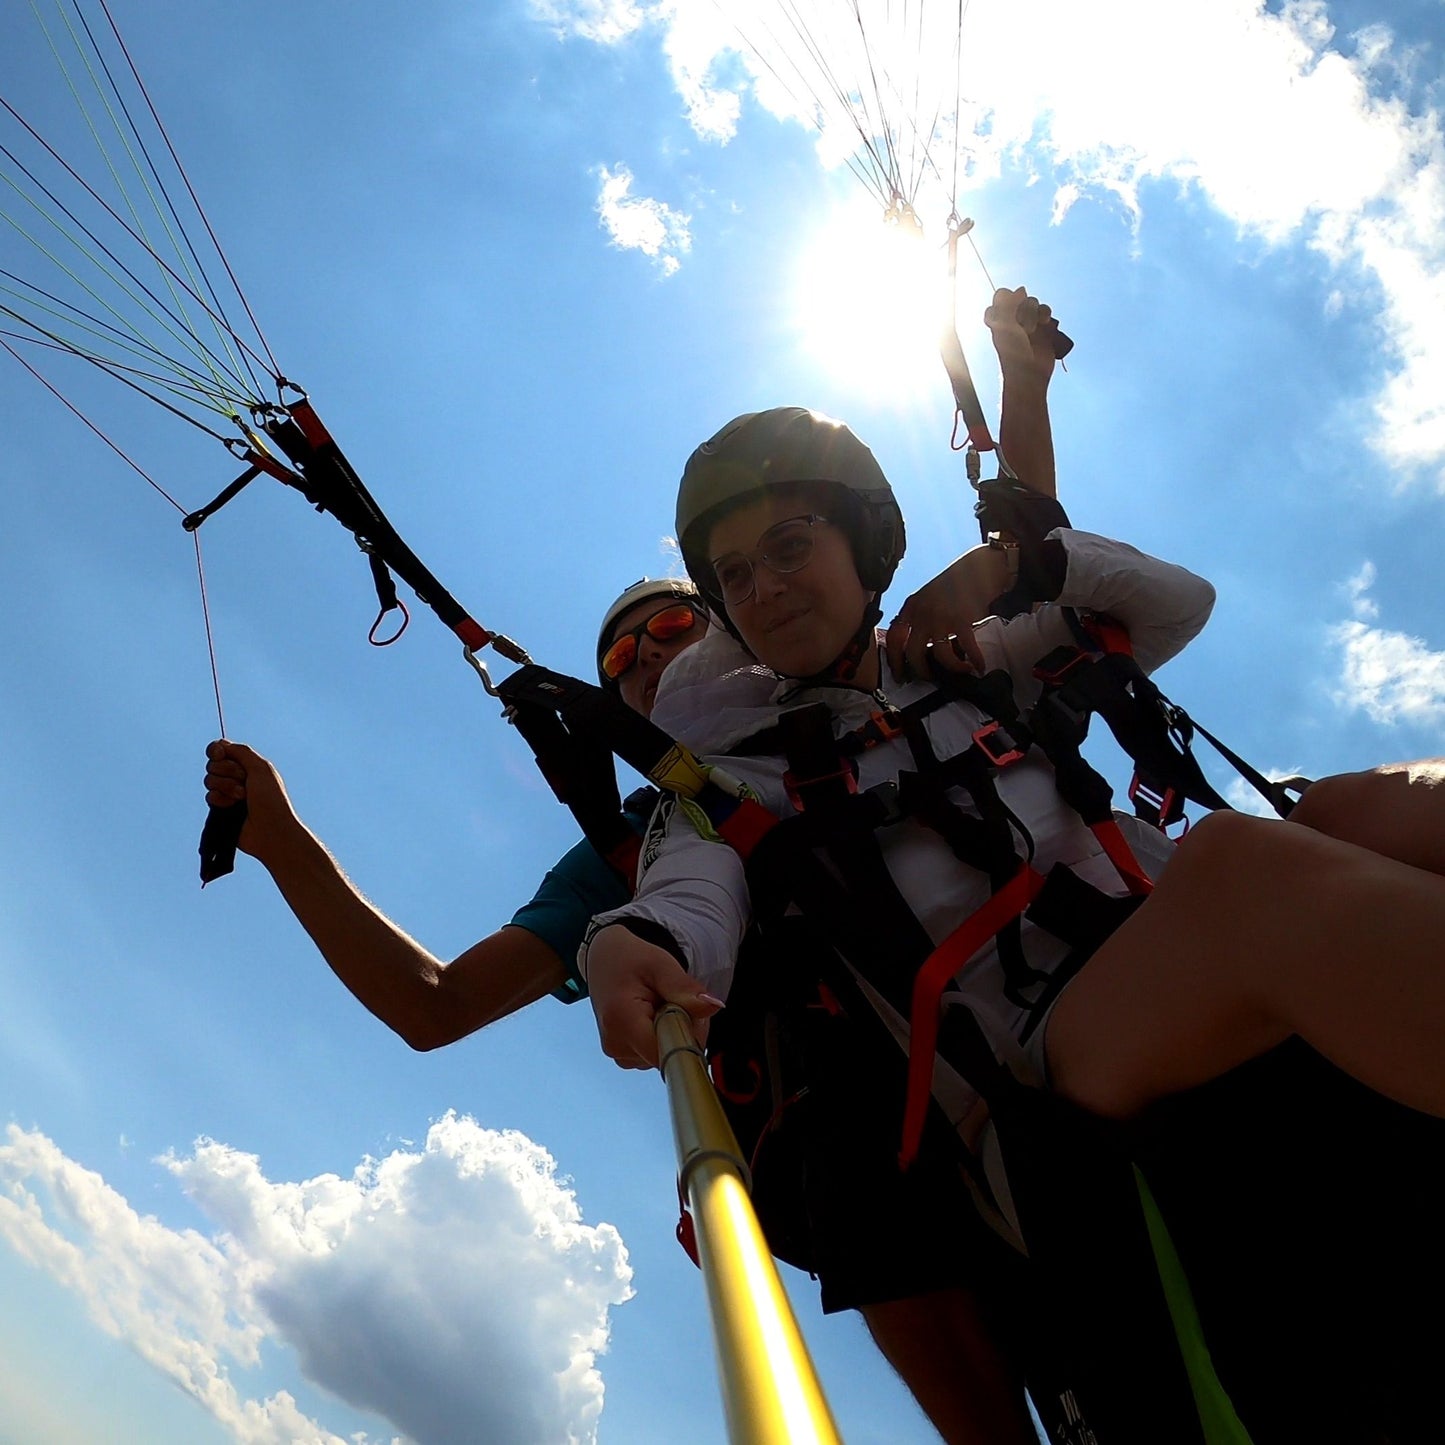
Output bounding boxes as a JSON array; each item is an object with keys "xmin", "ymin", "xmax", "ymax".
[
  {"xmin": 454, "ymin": 616, "xmax": 495, "ymax": 651},
  {"xmin": 604, "ymin": 834, "xmax": 642, "ymax": 891},
  {"xmin": 1092, "ymin": 820, "xmax": 1150, "ymax": 895},
  {"xmin": 242, "ymin": 446, "xmax": 305, "ymax": 487},
  {"xmin": 1079, "ymin": 611, "xmax": 1134, "ymax": 657},
  {"xmin": 287, "ymin": 395, "xmax": 331, "ymax": 447},
  {"xmin": 711, "ymin": 795, "xmax": 779, "ymax": 860},
  {"xmin": 1090, "ymin": 817, "xmax": 1155, "ymax": 897},
  {"xmin": 899, "ymin": 864, "xmax": 1047, "ymax": 1169}
]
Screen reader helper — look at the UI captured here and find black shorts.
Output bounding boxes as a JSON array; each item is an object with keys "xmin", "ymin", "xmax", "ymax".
[{"xmin": 739, "ymin": 1008, "xmax": 982, "ymax": 1315}]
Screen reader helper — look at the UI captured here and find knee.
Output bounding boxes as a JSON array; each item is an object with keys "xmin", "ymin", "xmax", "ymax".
[
  {"xmin": 1166, "ymin": 808, "xmax": 1277, "ymax": 881},
  {"xmin": 1287, "ymin": 770, "xmax": 1373, "ymax": 833},
  {"xmin": 1290, "ymin": 760, "xmax": 1445, "ymax": 835}
]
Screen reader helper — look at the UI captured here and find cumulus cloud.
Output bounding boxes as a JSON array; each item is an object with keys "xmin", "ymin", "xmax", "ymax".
[
  {"xmin": 528, "ymin": 0, "xmax": 645, "ymax": 45},
  {"xmin": 0, "ymin": 1115, "xmax": 633, "ymax": 1445},
  {"xmin": 1330, "ymin": 560, "xmax": 1445, "ymax": 726},
  {"xmin": 539, "ymin": 0, "xmax": 1445, "ymax": 484},
  {"xmin": 594, "ymin": 164, "xmax": 692, "ymax": 274},
  {"xmin": 1332, "ymin": 617, "xmax": 1445, "ymax": 726}
]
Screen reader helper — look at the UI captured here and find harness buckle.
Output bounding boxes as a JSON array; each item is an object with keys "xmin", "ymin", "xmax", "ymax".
[
  {"xmin": 783, "ymin": 760, "xmax": 858, "ymax": 813},
  {"xmin": 1032, "ymin": 644, "xmax": 1091, "ymax": 686},
  {"xmin": 1129, "ymin": 771, "xmax": 1184, "ymax": 830},
  {"xmin": 972, "ymin": 721, "xmax": 1026, "ymax": 769},
  {"xmin": 862, "ymin": 708, "xmax": 905, "ymax": 745}
]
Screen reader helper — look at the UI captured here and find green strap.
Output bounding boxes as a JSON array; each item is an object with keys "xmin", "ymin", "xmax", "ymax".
[{"xmin": 1135, "ymin": 1166, "xmax": 1256, "ymax": 1445}]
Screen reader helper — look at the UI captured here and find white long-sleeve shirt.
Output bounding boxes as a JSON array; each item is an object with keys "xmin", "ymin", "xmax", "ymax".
[{"xmin": 585, "ymin": 530, "xmax": 1214, "ymax": 1068}]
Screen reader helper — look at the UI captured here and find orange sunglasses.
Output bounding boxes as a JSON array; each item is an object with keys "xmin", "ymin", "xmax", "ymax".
[{"xmin": 600, "ymin": 602, "xmax": 700, "ymax": 682}]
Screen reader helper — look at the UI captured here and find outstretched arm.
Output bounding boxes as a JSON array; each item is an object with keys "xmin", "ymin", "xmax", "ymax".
[
  {"xmin": 886, "ymin": 286, "xmax": 1065, "ymax": 678},
  {"xmin": 204, "ymin": 741, "xmax": 568, "ymax": 1050},
  {"xmin": 988, "ymin": 284, "xmax": 1062, "ymax": 500}
]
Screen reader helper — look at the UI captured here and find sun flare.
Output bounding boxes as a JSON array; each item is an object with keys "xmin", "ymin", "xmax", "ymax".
[{"xmin": 791, "ymin": 204, "xmax": 956, "ymax": 402}]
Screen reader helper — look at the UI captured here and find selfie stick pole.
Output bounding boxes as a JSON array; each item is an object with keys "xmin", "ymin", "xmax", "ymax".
[{"xmin": 655, "ymin": 1006, "xmax": 842, "ymax": 1445}]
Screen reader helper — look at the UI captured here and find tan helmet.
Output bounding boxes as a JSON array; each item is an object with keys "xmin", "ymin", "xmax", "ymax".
[{"xmin": 675, "ymin": 407, "xmax": 905, "ymax": 610}]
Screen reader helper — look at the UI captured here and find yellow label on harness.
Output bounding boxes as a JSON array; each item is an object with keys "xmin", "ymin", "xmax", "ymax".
[{"xmin": 649, "ymin": 745, "xmax": 710, "ymax": 799}]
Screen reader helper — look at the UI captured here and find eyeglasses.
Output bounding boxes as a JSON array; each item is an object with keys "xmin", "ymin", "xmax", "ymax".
[
  {"xmin": 600, "ymin": 602, "xmax": 701, "ymax": 681},
  {"xmin": 708, "ymin": 514, "xmax": 830, "ymax": 607}
]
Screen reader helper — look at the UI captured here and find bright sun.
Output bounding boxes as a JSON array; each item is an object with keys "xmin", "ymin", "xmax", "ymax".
[{"xmin": 791, "ymin": 203, "xmax": 957, "ymax": 403}]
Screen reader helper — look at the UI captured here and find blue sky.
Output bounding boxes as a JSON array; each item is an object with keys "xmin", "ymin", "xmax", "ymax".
[{"xmin": 1, "ymin": 1, "xmax": 1442, "ymax": 1441}]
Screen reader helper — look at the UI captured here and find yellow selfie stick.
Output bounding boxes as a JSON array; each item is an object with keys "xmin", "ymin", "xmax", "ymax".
[{"xmin": 655, "ymin": 1005, "xmax": 843, "ymax": 1444}]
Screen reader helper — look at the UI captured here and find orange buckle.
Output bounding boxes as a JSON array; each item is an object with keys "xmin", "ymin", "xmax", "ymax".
[
  {"xmin": 1033, "ymin": 646, "xmax": 1091, "ymax": 686},
  {"xmin": 973, "ymin": 721, "xmax": 1026, "ymax": 769},
  {"xmin": 864, "ymin": 709, "xmax": 906, "ymax": 745}
]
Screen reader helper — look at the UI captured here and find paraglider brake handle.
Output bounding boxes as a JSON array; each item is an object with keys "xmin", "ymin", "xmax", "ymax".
[{"xmin": 199, "ymin": 800, "xmax": 246, "ymax": 885}]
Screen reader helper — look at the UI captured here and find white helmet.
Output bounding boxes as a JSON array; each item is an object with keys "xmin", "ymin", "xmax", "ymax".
[{"xmin": 595, "ymin": 577, "xmax": 703, "ymax": 687}]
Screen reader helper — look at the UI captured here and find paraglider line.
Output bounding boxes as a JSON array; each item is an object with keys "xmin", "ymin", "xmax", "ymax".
[
  {"xmin": 193, "ymin": 528, "xmax": 227, "ymax": 738},
  {"xmin": 91, "ymin": 0, "xmax": 283, "ymax": 383},
  {"xmin": 3, "ymin": 325, "xmax": 232, "ymax": 743},
  {"xmin": 0, "ymin": 331, "xmax": 187, "ymax": 510},
  {"xmin": 0, "ymin": 87, "xmax": 273, "ymax": 395},
  {"xmin": 0, "ymin": 311, "xmax": 240, "ymax": 440}
]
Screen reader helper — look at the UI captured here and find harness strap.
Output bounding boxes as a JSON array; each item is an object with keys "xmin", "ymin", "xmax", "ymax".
[
  {"xmin": 1051, "ymin": 613, "xmax": 1233, "ymax": 823},
  {"xmin": 1091, "ymin": 817, "xmax": 1156, "ymax": 897},
  {"xmin": 896, "ymin": 714, "xmax": 1050, "ymax": 1006},
  {"xmin": 771, "ymin": 706, "xmax": 941, "ymax": 996},
  {"xmin": 505, "ymin": 693, "xmax": 644, "ymax": 885},
  {"xmin": 900, "ymin": 864, "xmax": 1049, "ymax": 1168},
  {"xmin": 1185, "ymin": 716, "xmax": 1311, "ymax": 820}
]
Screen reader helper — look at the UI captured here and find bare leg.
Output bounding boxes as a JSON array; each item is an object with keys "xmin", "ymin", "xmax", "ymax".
[
  {"xmin": 1289, "ymin": 759, "xmax": 1445, "ymax": 875},
  {"xmin": 861, "ymin": 1287, "xmax": 1037, "ymax": 1445},
  {"xmin": 1047, "ymin": 810, "xmax": 1445, "ymax": 1121}
]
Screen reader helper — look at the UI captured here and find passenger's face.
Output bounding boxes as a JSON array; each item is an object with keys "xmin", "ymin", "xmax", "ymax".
[
  {"xmin": 608, "ymin": 600, "xmax": 706, "ymax": 716},
  {"xmin": 707, "ymin": 494, "xmax": 873, "ymax": 680}
]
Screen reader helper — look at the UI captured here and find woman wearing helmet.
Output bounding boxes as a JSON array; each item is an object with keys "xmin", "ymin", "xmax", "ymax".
[{"xmin": 587, "ymin": 406, "xmax": 1445, "ymax": 1114}]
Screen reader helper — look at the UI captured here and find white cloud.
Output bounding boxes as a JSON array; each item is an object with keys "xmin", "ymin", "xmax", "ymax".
[
  {"xmin": 527, "ymin": 0, "xmax": 645, "ymax": 45},
  {"xmin": 594, "ymin": 164, "xmax": 692, "ymax": 274},
  {"xmin": 0, "ymin": 1115, "xmax": 633, "ymax": 1445},
  {"xmin": 1332, "ymin": 616, "xmax": 1445, "ymax": 726},
  {"xmin": 1331, "ymin": 560, "xmax": 1445, "ymax": 725},
  {"xmin": 1344, "ymin": 560, "xmax": 1380, "ymax": 620},
  {"xmin": 541, "ymin": 0, "xmax": 1445, "ymax": 485}
]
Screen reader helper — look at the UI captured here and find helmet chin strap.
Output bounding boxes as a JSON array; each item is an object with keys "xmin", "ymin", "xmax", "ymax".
[{"xmin": 783, "ymin": 597, "xmax": 884, "ymax": 693}]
